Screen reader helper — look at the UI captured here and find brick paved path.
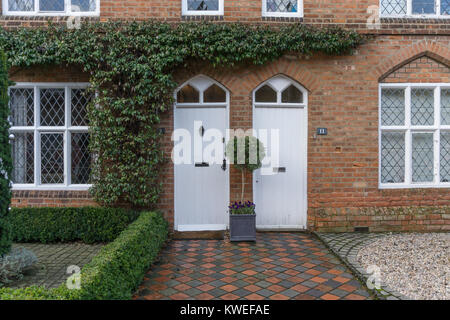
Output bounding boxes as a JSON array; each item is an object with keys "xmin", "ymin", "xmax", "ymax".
[
  {"xmin": 7, "ymin": 243, "xmax": 103, "ymax": 289},
  {"xmin": 134, "ymin": 233, "xmax": 372, "ymax": 300}
]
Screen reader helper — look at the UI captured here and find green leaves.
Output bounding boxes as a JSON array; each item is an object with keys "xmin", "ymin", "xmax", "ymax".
[
  {"xmin": 0, "ymin": 21, "xmax": 363, "ymax": 208},
  {"xmin": 0, "ymin": 50, "xmax": 12, "ymax": 256},
  {"xmin": 9, "ymin": 207, "xmax": 141, "ymax": 244}
]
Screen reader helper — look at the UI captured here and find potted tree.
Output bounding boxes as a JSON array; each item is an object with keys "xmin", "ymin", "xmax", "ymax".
[{"xmin": 226, "ymin": 135, "xmax": 265, "ymax": 242}]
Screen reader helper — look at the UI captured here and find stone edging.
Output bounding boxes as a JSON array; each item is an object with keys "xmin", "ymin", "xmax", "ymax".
[{"xmin": 313, "ymin": 232, "xmax": 411, "ymax": 300}]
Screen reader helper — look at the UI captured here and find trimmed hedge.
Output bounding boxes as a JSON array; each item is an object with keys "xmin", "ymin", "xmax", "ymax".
[
  {"xmin": 9, "ymin": 207, "xmax": 140, "ymax": 244},
  {"xmin": 0, "ymin": 211, "xmax": 168, "ymax": 300}
]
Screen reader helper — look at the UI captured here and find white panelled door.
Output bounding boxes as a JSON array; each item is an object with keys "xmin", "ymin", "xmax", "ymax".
[
  {"xmin": 253, "ymin": 76, "xmax": 307, "ymax": 230},
  {"xmin": 174, "ymin": 76, "xmax": 229, "ymax": 232}
]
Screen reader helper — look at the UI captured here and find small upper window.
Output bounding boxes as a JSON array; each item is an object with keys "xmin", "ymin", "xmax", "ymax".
[
  {"xmin": 262, "ymin": 0, "xmax": 303, "ymax": 17},
  {"xmin": 182, "ymin": 0, "xmax": 224, "ymax": 16},
  {"xmin": 3, "ymin": 0, "xmax": 99, "ymax": 15},
  {"xmin": 380, "ymin": 0, "xmax": 450, "ymax": 17},
  {"xmin": 254, "ymin": 75, "xmax": 306, "ymax": 106},
  {"xmin": 176, "ymin": 76, "xmax": 227, "ymax": 106}
]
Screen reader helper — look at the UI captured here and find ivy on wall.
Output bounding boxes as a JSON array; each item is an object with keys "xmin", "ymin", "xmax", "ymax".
[
  {"xmin": 0, "ymin": 50, "xmax": 12, "ymax": 256},
  {"xmin": 0, "ymin": 22, "xmax": 364, "ymax": 208}
]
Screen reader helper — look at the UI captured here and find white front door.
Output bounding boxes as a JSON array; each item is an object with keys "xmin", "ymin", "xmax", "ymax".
[
  {"xmin": 253, "ymin": 76, "xmax": 307, "ymax": 230},
  {"xmin": 174, "ymin": 76, "xmax": 229, "ymax": 232}
]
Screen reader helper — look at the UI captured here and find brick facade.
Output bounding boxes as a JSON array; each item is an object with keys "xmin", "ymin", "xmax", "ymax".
[{"xmin": 4, "ymin": 1, "xmax": 450, "ymax": 232}]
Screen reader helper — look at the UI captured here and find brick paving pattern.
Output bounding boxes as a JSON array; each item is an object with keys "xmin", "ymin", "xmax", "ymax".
[
  {"xmin": 7, "ymin": 243, "xmax": 104, "ymax": 289},
  {"xmin": 134, "ymin": 233, "xmax": 373, "ymax": 300}
]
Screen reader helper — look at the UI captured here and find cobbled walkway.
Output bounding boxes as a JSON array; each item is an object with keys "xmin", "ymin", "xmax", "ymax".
[
  {"xmin": 314, "ymin": 232, "xmax": 406, "ymax": 300},
  {"xmin": 7, "ymin": 243, "xmax": 104, "ymax": 289},
  {"xmin": 134, "ymin": 233, "xmax": 373, "ymax": 300}
]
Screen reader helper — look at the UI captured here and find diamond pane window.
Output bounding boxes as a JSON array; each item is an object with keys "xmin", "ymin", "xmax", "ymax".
[
  {"xmin": 442, "ymin": 0, "xmax": 450, "ymax": 14},
  {"xmin": 9, "ymin": 84, "xmax": 91, "ymax": 188},
  {"xmin": 411, "ymin": 88, "xmax": 434, "ymax": 126},
  {"xmin": 8, "ymin": 0, "xmax": 34, "ymax": 11},
  {"xmin": 10, "ymin": 88, "xmax": 34, "ymax": 127},
  {"xmin": 440, "ymin": 132, "xmax": 450, "ymax": 182},
  {"xmin": 40, "ymin": 88, "xmax": 65, "ymax": 127},
  {"xmin": 381, "ymin": 132, "xmax": 405, "ymax": 183},
  {"xmin": 266, "ymin": 0, "xmax": 298, "ymax": 13},
  {"xmin": 412, "ymin": 133, "xmax": 434, "ymax": 182},
  {"xmin": 71, "ymin": 89, "xmax": 91, "ymax": 126},
  {"xmin": 40, "ymin": 133, "xmax": 64, "ymax": 184},
  {"xmin": 177, "ymin": 85, "xmax": 199, "ymax": 103},
  {"xmin": 204, "ymin": 84, "xmax": 226, "ymax": 103},
  {"xmin": 39, "ymin": 0, "xmax": 64, "ymax": 11},
  {"xmin": 380, "ymin": 85, "xmax": 450, "ymax": 187},
  {"xmin": 187, "ymin": 0, "xmax": 218, "ymax": 11},
  {"xmin": 71, "ymin": 0, "xmax": 96, "ymax": 12},
  {"xmin": 412, "ymin": 0, "xmax": 436, "ymax": 14},
  {"xmin": 380, "ymin": 0, "xmax": 407, "ymax": 15},
  {"xmin": 255, "ymin": 85, "xmax": 277, "ymax": 103},
  {"xmin": 71, "ymin": 133, "xmax": 91, "ymax": 184},
  {"xmin": 381, "ymin": 88, "xmax": 405, "ymax": 126},
  {"xmin": 281, "ymin": 85, "xmax": 303, "ymax": 103},
  {"xmin": 441, "ymin": 89, "xmax": 450, "ymax": 125},
  {"xmin": 11, "ymin": 132, "xmax": 34, "ymax": 184}
]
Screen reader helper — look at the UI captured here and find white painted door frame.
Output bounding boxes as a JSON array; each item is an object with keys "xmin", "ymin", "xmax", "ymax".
[
  {"xmin": 252, "ymin": 75, "xmax": 308, "ymax": 230},
  {"xmin": 173, "ymin": 75, "xmax": 230, "ymax": 232}
]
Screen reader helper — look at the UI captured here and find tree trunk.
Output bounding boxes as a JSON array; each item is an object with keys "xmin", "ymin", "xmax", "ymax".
[{"xmin": 241, "ymin": 169, "xmax": 245, "ymax": 203}]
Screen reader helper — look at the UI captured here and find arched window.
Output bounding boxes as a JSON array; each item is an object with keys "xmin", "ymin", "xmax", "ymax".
[
  {"xmin": 176, "ymin": 75, "xmax": 228, "ymax": 106},
  {"xmin": 253, "ymin": 75, "xmax": 306, "ymax": 107}
]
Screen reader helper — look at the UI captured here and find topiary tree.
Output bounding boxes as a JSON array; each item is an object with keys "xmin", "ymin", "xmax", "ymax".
[
  {"xmin": 226, "ymin": 135, "xmax": 265, "ymax": 203},
  {"xmin": 0, "ymin": 50, "xmax": 12, "ymax": 256}
]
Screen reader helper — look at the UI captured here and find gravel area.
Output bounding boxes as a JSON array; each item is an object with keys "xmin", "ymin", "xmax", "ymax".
[{"xmin": 357, "ymin": 233, "xmax": 449, "ymax": 300}]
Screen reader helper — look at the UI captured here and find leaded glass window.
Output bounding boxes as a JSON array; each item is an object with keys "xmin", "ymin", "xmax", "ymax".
[
  {"xmin": 380, "ymin": 0, "xmax": 449, "ymax": 16},
  {"xmin": 182, "ymin": 0, "xmax": 223, "ymax": 15},
  {"xmin": 263, "ymin": 0, "xmax": 302, "ymax": 16},
  {"xmin": 380, "ymin": 84, "xmax": 450, "ymax": 187},
  {"xmin": 9, "ymin": 84, "xmax": 92, "ymax": 188},
  {"xmin": 4, "ymin": 0, "xmax": 99, "ymax": 15}
]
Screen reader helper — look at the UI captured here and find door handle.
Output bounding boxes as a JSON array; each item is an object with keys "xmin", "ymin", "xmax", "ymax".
[
  {"xmin": 195, "ymin": 162, "xmax": 209, "ymax": 167},
  {"xmin": 273, "ymin": 167, "xmax": 286, "ymax": 173},
  {"xmin": 221, "ymin": 159, "xmax": 227, "ymax": 171}
]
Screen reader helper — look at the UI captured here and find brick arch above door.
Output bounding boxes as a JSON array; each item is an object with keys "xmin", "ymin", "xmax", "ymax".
[{"xmin": 237, "ymin": 58, "xmax": 320, "ymax": 95}]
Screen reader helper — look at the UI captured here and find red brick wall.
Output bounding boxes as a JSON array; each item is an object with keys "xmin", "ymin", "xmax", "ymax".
[
  {"xmin": 4, "ymin": 2, "xmax": 450, "ymax": 232},
  {"xmin": 381, "ymin": 56, "xmax": 450, "ymax": 83},
  {"xmin": 159, "ymin": 36, "xmax": 450, "ymax": 232},
  {"xmin": 0, "ymin": 1, "xmax": 448, "ymax": 34}
]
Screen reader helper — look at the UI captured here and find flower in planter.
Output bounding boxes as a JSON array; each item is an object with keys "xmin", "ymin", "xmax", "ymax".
[{"xmin": 228, "ymin": 201, "xmax": 256, "ymax": 215}]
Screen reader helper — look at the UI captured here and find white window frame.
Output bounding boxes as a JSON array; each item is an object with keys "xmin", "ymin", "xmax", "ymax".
[
  {"xmin": 9, "ymin": 82, "xmax": 92, "ymax": 191},
  {"xmin": 181, "ymin": 0, "xmax": 224, "ymax": 16},
  {"xmin": 2, "ymin": 0, "xmax": 100, "ymax": 16},
  {"xmin": 262, "ymin": 0, "xmax": 303, "ymax": 18},
  {"xmin": 253, "ymin": 75, "xmax": 307, "ymax": 108},
  {"xmin": 379, "ymin": 83, "xmax": 450, "ymax": 189},
  {"xmin": 379, "ymin": 0, "xmax": 450, "ymax": 19}
]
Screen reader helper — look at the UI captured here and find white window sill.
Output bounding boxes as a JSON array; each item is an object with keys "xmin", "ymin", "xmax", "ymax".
[
  {"xmin": 12, "ymin": 185, "xmax": 92, "ymax": 191},
  {"xmin": 2, "ymin": 12, "xmax": 100, "ymax": 17},
  {"xmin": 262, "ymin": 12, "xmax": 303, "ymax": 18},
  {"xmin": 380, "ymin": 14, "xmax": 450, "ymax": 19},
  {"xmin": 379, "ymin": 183, "xmax": 450, "ymax": 189},
  {"xmin": 182, "ymin": 11, "xmax": 223, "ymax": 16}
]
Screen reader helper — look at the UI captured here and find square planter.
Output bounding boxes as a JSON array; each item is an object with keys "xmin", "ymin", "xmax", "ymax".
[{"xmin": 229, "ymin": 214, "xmax": 256, "ymax": 242}]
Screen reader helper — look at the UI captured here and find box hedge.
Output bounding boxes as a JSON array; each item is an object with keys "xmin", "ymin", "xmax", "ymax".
[
  {"xmin": 0, "ymin": 211, "xmax": 168, "ymax": 300},
  {"xmin": 9, "ymin": 207, "xmax": 141, "ymax": 244}
]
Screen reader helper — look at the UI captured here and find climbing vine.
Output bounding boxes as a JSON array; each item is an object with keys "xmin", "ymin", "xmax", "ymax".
[
  {"xmin": 0, "ymin": 21, "xmax": 364, "ymax": 207},
  {"xmin": 0, "ymin": 50, "xmax": 12, "ymax": 256}
]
